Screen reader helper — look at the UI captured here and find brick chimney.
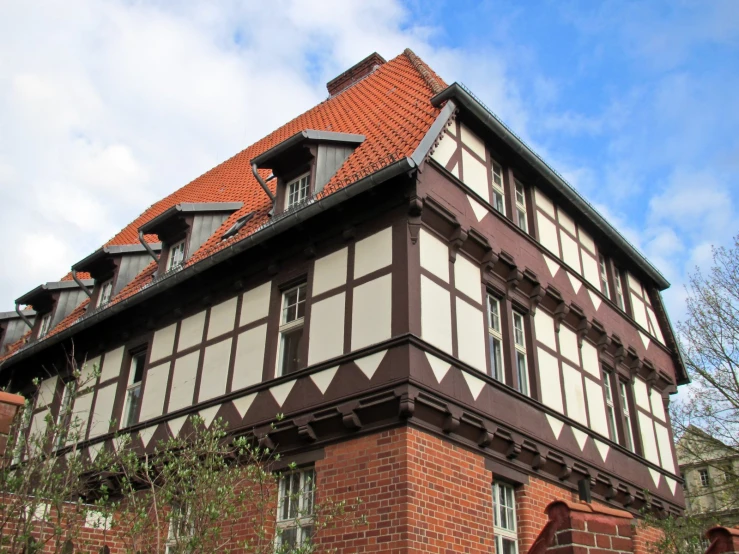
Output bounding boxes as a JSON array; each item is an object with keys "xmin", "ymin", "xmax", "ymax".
[
  {"xmin": 705, "ymin": 527, "xmax": 739, "ymax": 554},
  {"xmin": 0, "ymin": 391, "xmax": 25, "ymax": 458},
  {"xmin": 326, "ymin": 52, "xmax": 386, "ymax": 97}
]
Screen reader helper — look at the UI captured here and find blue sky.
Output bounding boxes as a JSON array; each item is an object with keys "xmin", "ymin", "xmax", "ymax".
[{"xmin": 0, "ymin": 0, "xmax": 737, "ymax": 324}]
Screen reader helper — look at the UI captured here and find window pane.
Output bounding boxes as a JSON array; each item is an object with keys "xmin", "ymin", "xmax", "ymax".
[
  {"xmin": 517, "ymin": 209, "xmax": 527, "ymax": 232},
  {"xmin": 132, "ymin": 353, "xmax": 146, "ymax": 384},
  {"xmin": 488, "ymin": 296, "xmax": 500, "ymax": 332},
  {"xmin": 281, "ymin": 327, "xmax": 304, "ymax": 375},
  {"xmin": 124, "ymin": 385, "xmax": 141, "ymax": 427},
  {"xmin": 490, "ymin": 336, "xmax": 503, "ymax": 382},
  {"xmin": 516, "ymin": 352, "xmax": 529, "ymax": 396},
  {"xmin": 279, "ymin": 526, "xmax": 297, "ymax": 549},
  {"xmin": 501, "ymin": 537, "xmax": 518, "ymax": 554},
  {"xmin": 493, "ymin": 191, "xmax": 505, "ymax": 214}
]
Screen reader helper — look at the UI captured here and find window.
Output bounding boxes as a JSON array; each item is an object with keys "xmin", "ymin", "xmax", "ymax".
[
  {"xmin": 603, "ymin": 371, "xmax": 619, "ymax": 443},
  {"xmin": 55, "ymin": 380, "xmax": 77, "ymax": 449},
  {"xmin": 12, "ymin": 398, "xmax": 35, "ymax": 464},
  {"xmin": 493, "ymin": 482, "xmax": 518, "ymax": 554},
  {"xmin": 276, "ymin": 468, "xmax": 315, "ymax": 551},
  {"xmin": 699, "ymin": 468, "xmax": 710, "ymax": 488},
  {"xmin": 165, "ymin": 503, "xmax": 193, "ymax": 554},
  {"xmin": 38, "ymin": 313, "xmax": 52, "ymax": 338},
  {"xmin": 122, "ymin": 351, "xmax": 146, "ymax": 427},
  {"xmin": 487, "ymin": 295, "xmax": 505, "ymax": 383},
  {"xmin": 166, "ymin": 240, "xmax": 186, "ymax": 272},
  {"xmin": 512, "ymin": 312, "xmax": 529, "ymax": 396},
  {"xmin": 599, "ymin": 255, "xmax": 610, "ymax": 297},
  {"xmin": 97, "ymin": 280, "xmax": 113, "ymax": 308},
  {"xmin": 614, "ymin": 268, "xmax": 626, "ymax": 312},
  {"xmin": 491, "ymin": 161, "xmax": 505, "ymax": 215},
  {"xmin": 278, "ymin": 284, "xmax": 307, "ymax": 375},
  {"xmin": 619, "ymin": 381, "xmax": 634, "ymax": 451},
  {"xmin": 514, "ymin": 181, "xmax": 527, "ymax": 233},
  {"xmin": 286, "ymin": 173, "xmax": 310, "ymax": 210}
]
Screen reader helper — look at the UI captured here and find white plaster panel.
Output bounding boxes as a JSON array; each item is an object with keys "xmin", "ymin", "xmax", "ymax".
[
  {"xmin": 420, "ymin": 275, "xmax": 452, "ymax": 354},
  {"xmin": 580, "ymin": 341, "xmax": 600, "ymax": 378},
  {"xmin": 560, "ymin": 231, "xmax": 582, "ymax": 274},
  {"xmin": 450, "ymin": 161, "xmax": 459, "ymax": 178},
  {"xmin": 30, "ymin": 409, "xmax": 48, "ymax": 442},
  {"xmin": 89, "ymin": 384, "xmax": 116, "ymax": 438},
  {"xmin": 139, "ymin": 362, "xmax": 170, "ymax": 422},
  {"xmin": 37, "ymin": 376, "xmax": 58, "ymax": 408},
  {"xmin": 199, "ymin": 338, "xmax": 233, "ymax": 401},
  {"xmin": 634, "ymin": 378, "xmax": 651, "ymax": 412},
  {"xmin": 354, "ymin": 227, "xmax": 393, "ymax": 279},
  {"xmin": 167, "ymin": 352, "xmax": 199, "ymax": 413},
  {"xmin": 308, "ymin": 292, "xmax": 346, "ymax": 365},
  {"xmin": 150, "ymin": 323, "xmax": 177, "ymax": 362},
  {"xmin": 534, "ymin": 311, "xmax": 557, "ymax": 352},
  {"xmin": 454, "ymin": 255, "xmax": 481, "ymax": 303},
  {"xmin": 460, "ymin": 123, "xmax": 486, "ymax": 160},
  {"xmin": 647, "ymin": 307, "xmax": 665, "ymax": 343},
  {"xmin": 627, "ymin": 272, "xmax": 641, "ymax": 293},
  {"xmin": 650, "ymin": 389, "xmax": 666, "ymax": 421},
  {"xmin": 461, "ymin": 149, "xmax": 490, "ymax": 202},
  {"xmin": 431, "ymin": 132, "xmax": 457, "ymax": 167},
  {"xmin": 655, "ymin": 422, "xmax": 676, "ymax": 472},
  {"xmin": 638, "ymin": 412, "xmax": 660, "ymax": 465},
  {"xmin": 631, "ymin": 295, "xmax": 649, "ymax": 329},
  {"xmin": 537, "ymin": 213, "xmax": 560, "ymax": 257},
  {"xmin": 585, "ymin": 377, "xmax": 610, "ymax": 438},
  {"xmin": 240, "ymin": 282, "xmax": 272, "ymax": 326},
  {"xmin": 207, "ymin": 297, "xmax": 238, "ymax": 340},
  {"xmin": 455, "ymin": 297, "xmax": 487, "ymax": 372},
  {"xmin": 537, "ymin": 348, "xmax": 564, "ymax": 413},
  {"xmin": 69, "ymin": 392, "xmax": 93, "ymax": 442},
  {"xmin": 534, "ymin": 188, "xmax": 555, "ymax": 217},
  {"xmin": 563, "ymin": 363, "xmax": 588, "ymax": 426},
  {"xmin": 581, "ymin": 251, "xmax": 600, "ymax": 290},
  {"xmin": 232, "ymin": 324, "xmax": 267, "ymax": 391},
  {"xmin": 578, "ymin": 228, "xmax": 596, "ymax": 254},
  {"xmin": 100, "ymin": 346, "xmax": 124, "ymax": 382},
  {"xmin": 558, "ymin": 209, "xmax": 577, "ymax": 236},
  {"xmin": 177, "ymin": 311, "xmax": 206, "ymax": 352},
  {"xmin": 352, "ymin": 275, "xmax": 392, "ymax": 351},
  {"xmin": 559, "ymin": 326, "xmax": 580, "ymax": 367},
  {"xmin": 419, "ymin": 228, "xmax": 449, "ymax": 283},
  {"xmin": 312, "ymin": 247, "xmax": 348, "ymax": 296},
  {"xmin": 80, "ymin": 355, "xmax": 100, "ymax": 385}
]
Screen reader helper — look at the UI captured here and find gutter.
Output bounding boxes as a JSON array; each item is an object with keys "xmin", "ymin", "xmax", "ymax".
[
  {"xmin": 139, "ymin": 230, "xmax": 160, "ymax": 263},
  {"xmin": 431, "ymin": 83, "xmax": 670, "ymax": 290},
  {"xmin": 251, "ymin": 163, "xmax": 276, "ymax": 207},
  {"xmin": 71, "ymin": 270, "xmax": 92, "ymax": 298},
  {"xmin": 0, "ymin": 156, "xmax": 416, "ymax": 371},
  {"xmin": 14, "ymin": 304, "xmax": 34, "ymax": 330}
]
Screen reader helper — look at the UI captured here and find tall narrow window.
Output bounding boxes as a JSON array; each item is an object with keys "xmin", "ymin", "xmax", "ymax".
[
  {"xmin": 599, "ymin": 254, "xmax": 610, "ymax": 297},
  {"xmin": 491, "ymin": 161, "xmax": 506, "ymax": 215},
  {"xmin": 699, "ymin": 468, "xmax": 710, "ymax": 488},
  {"xmin": 98, "ymin": 280, "xmax": 113, "ymax": 307},
  {"xmin": 38, "ymin": 313, "xmax": 52, "ymax": 338},
  {"xmin": 276, "ymin": 468, "xmax": 315, "ymax": 550},
  {"xmin": 619, "ymin": 381, "xmax": 634, "ymax": 451},
  {"xmin": 278, "ymin": 284, "xmax": 306, "ymax": 375},
  {"xmin": 512, "ymin": 312, "xmax": 529, "ymax": 396},
  {"xmin": 487, "ymin": 295, "xmax": 505, "ymax": 383},
  {"xmin": 493, "ymin": 482, "xmax": 518, "ymax": 554},
  {"xmin": 165, "ymin": 503, "xmax": 193, "ymax": 554},
  {"xmin": 614, "ymin": 268, "xmax": 626, "ymax": 312},
  {"xmin": 166, "ymin": 240, "xmax": 186, "ymax": 271},
  {"xmin": 286, "ymin": 173, "xmax": 310, "ymax": 210},
  {"xmin": 55, "ymin": 380, "xmax": 77, "ymax": 448},
  {"xmin": 122, "ymin": 350, "xmax": 146, "ymax": 427},
  {"xmin": 12, "ymin": 398, "xmax": 35, "ymax": 464},
  {"xmin": 603, "ymin": 370, "xmax": 619, "ymax": 442},
  {"xmin": 514, "ymin": 181, "xmax": 528, "ymax": 233}
]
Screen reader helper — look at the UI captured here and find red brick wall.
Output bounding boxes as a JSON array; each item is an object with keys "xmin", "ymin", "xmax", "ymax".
[
  {"xmin": 517, "ymin": 475, "xmax": 580, "ymax": 552},
  {"xmin": 633, "ymin": 522, "xmax": 664, "ymax": 554}
]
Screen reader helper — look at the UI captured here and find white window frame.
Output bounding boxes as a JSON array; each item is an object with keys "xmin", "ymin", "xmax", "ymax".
[
  {"xmin": 512, "ymin": 312, "xmax": 529, "ymax": 396},
  {"xmin": 487, "ymin": 295, "xmax": 505, "ymax": 383},
  {"xmin": 619, "ymin": 381, "xmax": 634, "ymax": 451},
  {"xmin": 165, "ymin": 503, "xmax": 193, "ymax": 554},
  {"xmin": 97, "ymin": 280, "xmax": 113, "ymax": 308},
  {"xmin": 38, "ymin": 313, "xmax": 52, "ymax": 338},
  {"xmin": 55, "ymin": 380, "xmax": 77, "ymax": 449},
  {"xmin": 277, "ymin": 284, "xmax": 307, "ymax": 376},
  {"xmin": 285, "ymin": 172, "xmax": 311, "ymax": 210},
  {"xmin": 614, "ymin": 267, "xmax": 626, "ymax": 312},
  {"xmin": 491, "ymin": 161, "xmax": 506, "ymax": 215},
  {"xmin": 276, "ymin": 468, "xmax": 315, "ymax": 550},
  {"xmin": 603, "ymin": 370, "xmax": 619, "ymax": 443},
  {"xmin": 599, "ymin": 254, "xmax": 611, "ymax": 298},
  {"xmin": 493, "ymin": 482, "xmax": 518, "ymax": 554},
  {"xmin": 514, "ymin": 180, "xmax": 528, "ymax": 233},
  {"xmin": 166, "ymin": 239, "xmax": 186, "ymax": 272},
  {"xmin": 122, "ymin": 350, "xmax": 146, "ymax": 428},
  {"xmin": 699, "ymin": 468, "xmax": 710, "ymax": 488},
  {"xmin": 12, "ymin": 397, "xmax": 35, "ymax": 464}
]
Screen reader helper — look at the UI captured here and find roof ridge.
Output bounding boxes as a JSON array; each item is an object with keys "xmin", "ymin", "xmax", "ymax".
[{"xmin": 403, "ymin": 48, "xmax": 446, "ymax": 95}]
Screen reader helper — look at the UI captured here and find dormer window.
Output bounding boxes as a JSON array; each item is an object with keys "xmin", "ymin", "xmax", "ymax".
[
  {"xmin": 38, "ymin": 313, "xmax": 52, "ymax": 338},
  {"xmin": 286, "ymin": 173, "xmax": 310, "ymax": 210},
  {"xmin": 166, "ymin": 239, "xmax": 186, "ymax": 272},
  {"xmin": 97, "ymin": 280, "xmax": 113, "ymax": 307}
]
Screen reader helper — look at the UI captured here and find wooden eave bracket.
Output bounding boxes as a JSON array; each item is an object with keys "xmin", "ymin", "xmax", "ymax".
[
  {"xmin": 449, "ymin": 226, "xmax": 469, "ymax": 262},
  {"xmin": 529, "ymin": 285, "xmax": 546, "ymax": 315},
  {"xmin": 407, "ymin": 195, "xmax": 423, "ymax": 245},
  {"xmin": 554, "ymin": 301, "xmax": 570, "ymax": 332}
]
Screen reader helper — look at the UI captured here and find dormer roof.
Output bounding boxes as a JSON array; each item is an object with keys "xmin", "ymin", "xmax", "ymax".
[
  {"xmin": 251, "ymin": 130, "xmax": 365, "ymax": 170},
  {"xmin": 16, "ymin": 280, "xmax": 94, "ymax": 313},
  {"xmin": 138, "ymin": 202, "xmax": 243, "ymax": 239},
  {"xmin": 72, "ymin": 243, "xmax": 163, "ymax": 277}
]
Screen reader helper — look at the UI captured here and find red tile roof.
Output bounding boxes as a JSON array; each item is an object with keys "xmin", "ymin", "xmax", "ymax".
[{"xmin": 0, "ymin": 49, "xmax": 448, "ymax": 364}]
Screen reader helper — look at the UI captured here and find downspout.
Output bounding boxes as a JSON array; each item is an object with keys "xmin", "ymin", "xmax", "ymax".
[
  {"xmin": 251, "ymin": 163, "xmax": 276, "ymax": 210},
  {"xmin": 139, "ymin": 230, "xmax": 160, "ymax": 263},
  {"xmin": 71, "ymin": 269, "xmax": 92, "ymax": 298},
  {"xmin": 15, "ymin": 304, "xmax": 33, "ymax": 330}
]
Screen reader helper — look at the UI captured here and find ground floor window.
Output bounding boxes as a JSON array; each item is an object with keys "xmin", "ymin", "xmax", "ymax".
[
  {"xmin": 493, "ymin": 481, "xmax": 518, "ymax": 554},
  {"xmin": 276, "ymin": 467, "xmax": 315, "ymax": 551}
]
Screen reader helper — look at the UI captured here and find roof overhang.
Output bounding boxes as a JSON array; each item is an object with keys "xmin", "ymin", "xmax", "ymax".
[
  {"xmin": 430, "ymin": 83, "xmax": 669, "ymax": 291},
  {"xmin": 16, "ymin": 280, "xmax": 94, "ymax": 312},
  {"xmin": 251, "ymin": 130, "xmax": 365, "ymax": 170},
  {"xmin": 0, "ymin": 310, "xmax": 36, "ymax": 321},
  {"xmin": 139, "ymin": 202, "xmax": 243, "ymax": 238},
  {"xmin": 72, "ymin": 243, "xmax": 163, "ymax": 276}
]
